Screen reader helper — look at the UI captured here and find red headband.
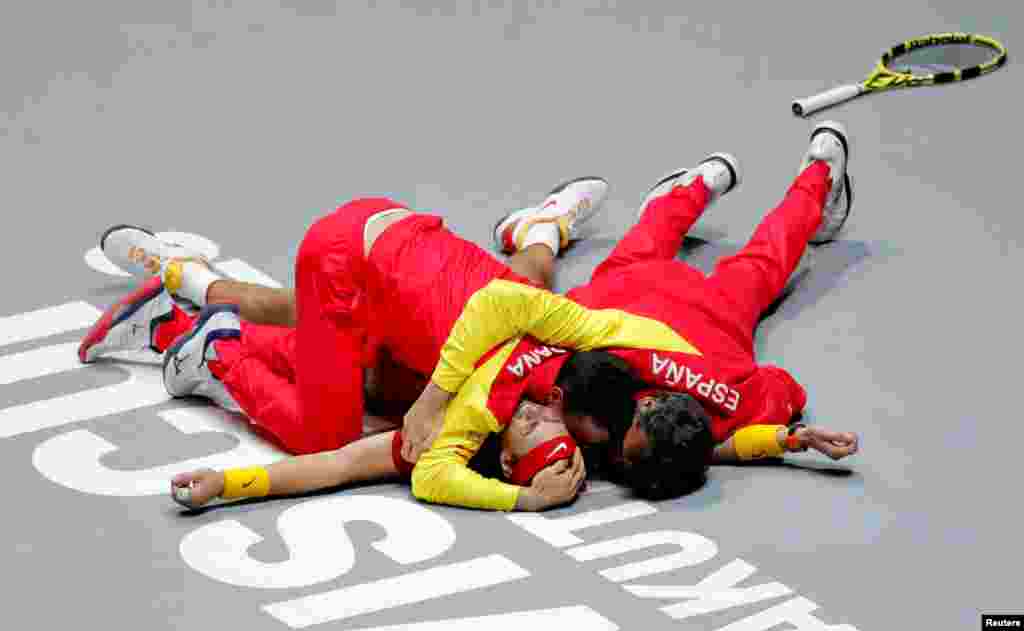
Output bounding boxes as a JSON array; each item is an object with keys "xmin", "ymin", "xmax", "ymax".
[{"xmin": 509, "ymin": 435, "xmax": 577, "ymax": 486}]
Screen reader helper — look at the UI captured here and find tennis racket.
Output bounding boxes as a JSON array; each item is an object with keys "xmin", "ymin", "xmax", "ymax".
[{"xmin": 792, "ymin": 33, "xmax": 1007, "ymax": 117}]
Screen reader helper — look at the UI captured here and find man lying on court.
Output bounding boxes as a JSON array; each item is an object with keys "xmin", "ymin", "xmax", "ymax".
[
  {"xmin": 81, "ymin": 121, "xmax": 859, "ymax": 511},
  {"xmin": 85, "ymin": 175, "xmax": 635, "ymax": 511}
]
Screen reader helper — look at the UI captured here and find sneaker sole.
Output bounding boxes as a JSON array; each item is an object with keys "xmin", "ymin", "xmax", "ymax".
[
  {"xmin": 101, "ymin": 224, "xmax": 207, "ymax": 278},
  {"xmin": 638, "ymin": 152, "xmax": 740, "ymax": 218},
  {"xmin": 645, "ymin": 168, "xmax": 690, "ymax": 196},
  {"xmin": 546, "ymin": 175, "xmax": 608, "ymax": 197},
  {"xmin": 809, "ymin": 171, "xmax": 854, "ymax": 245},
  {"xmin": 99, "ymin": 223, "xmax": 157, "ymax": 253},
  {"xmin": 78, "ymin": 277, "xmax": 166, "ymax": 363},
  {"xmin": 808, "ymin": 121, "xmax": 853, "ymax": 244}
]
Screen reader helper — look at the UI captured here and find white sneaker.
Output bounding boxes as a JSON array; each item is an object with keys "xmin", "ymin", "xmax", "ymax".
[
  {"xmin": 799, "ymin": 121, "xmax": 854, "ymax": 244},
  {"xmin": 101, "ymin": 225, "xmax": 208, "ymax": 279},
  {"xmin": 493, "ymin": 176, "xmax": 609, "ymax": 254},
  {"xmin": 78, "ymin": 276, "xmax": 175, "ymax": 363},
  {"xmin": 163, "ymin": 304, "xmax": 242, "ymax": 412},
  {"xmin": 638, "ymin": 152, "xmax": 740, "ymax": 219}
]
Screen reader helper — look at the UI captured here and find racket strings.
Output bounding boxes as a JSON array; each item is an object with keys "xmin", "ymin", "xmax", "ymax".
[
  {"xmin": 791, "ymin": 32, "xmax": 1006, "ymax": 117},
  {"xmin": 875, "ymin": 33, "xmax": 1007, "ymax": 88}
]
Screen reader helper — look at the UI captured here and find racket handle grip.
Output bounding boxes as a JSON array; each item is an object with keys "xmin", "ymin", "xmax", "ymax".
[{"xmin": 792, "ymin": 84, "xmax": 864, "ymax": 117}]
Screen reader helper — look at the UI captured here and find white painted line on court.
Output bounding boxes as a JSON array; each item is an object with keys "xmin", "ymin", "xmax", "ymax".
[{"xmin": 0, "ymin": 301, "xmax": 101, "ymax": 348}]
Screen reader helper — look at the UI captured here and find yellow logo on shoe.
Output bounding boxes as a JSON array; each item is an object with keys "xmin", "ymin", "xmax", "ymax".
[
  {"xmin": 164, "ymin": 260, "xmax": 183, "ymax": 293},
  {"xmin": 127, "ymin": 246, "xmax": 164, "ymax": 276},
  {"xmin": 514, "ymin": 196, "xmax": 593, "ymax": 252},
  {"xmin": 557, "ymin": 197, "xmax": 591, "ymax": 248}
]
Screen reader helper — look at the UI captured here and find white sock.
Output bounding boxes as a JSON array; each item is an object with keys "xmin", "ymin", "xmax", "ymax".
[
  {"xmin": 164, "ymin": 260, "xmax": 222, "ymax": 306},
  {"xmin": 513, "ymin": 220, "xmax": 560, "ymax": 256}
]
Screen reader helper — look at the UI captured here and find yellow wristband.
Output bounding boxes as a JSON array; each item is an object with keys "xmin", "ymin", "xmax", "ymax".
[
  {"xmin": 732, "ymin": 425, "xmax": 786, "ymax": 460},
  {"xmin": 222, "ymin": 466, "xmax": 271, "ymax": 499}
]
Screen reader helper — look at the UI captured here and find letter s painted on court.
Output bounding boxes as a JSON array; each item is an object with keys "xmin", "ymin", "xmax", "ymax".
[{"xmin": 179, "ymin": 495, "xmax": 455, "ymax": 589}]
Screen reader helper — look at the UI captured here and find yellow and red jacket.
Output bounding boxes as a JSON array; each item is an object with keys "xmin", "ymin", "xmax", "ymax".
[{"xmin": 412, "ymin": 279, "xmax": 806, "ymax": 511}]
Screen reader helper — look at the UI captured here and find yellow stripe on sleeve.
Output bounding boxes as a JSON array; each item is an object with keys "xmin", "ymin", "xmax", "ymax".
[{"xmin": 432, "ymin": 279, "xmax": 701, "ymax": 394}]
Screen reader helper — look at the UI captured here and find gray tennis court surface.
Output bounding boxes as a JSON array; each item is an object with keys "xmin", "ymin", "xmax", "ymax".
[{"xmin": 1, "ymin": 2, "xmax": 1018, "ymax": 629}]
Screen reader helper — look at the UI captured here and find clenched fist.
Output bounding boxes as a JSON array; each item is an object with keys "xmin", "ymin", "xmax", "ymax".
[
  {"xmin": 795, "ymin": 426, "xmax": 859, "ymax": 460},
  {"xmin": 171, "ymin": 468, "xmax": 224, "ymax": 508}
]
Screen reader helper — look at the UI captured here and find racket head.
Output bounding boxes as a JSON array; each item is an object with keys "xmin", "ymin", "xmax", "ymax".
[{"xmin": 865, "ymin": 33, "xmax": 1007, "ymax": 91}]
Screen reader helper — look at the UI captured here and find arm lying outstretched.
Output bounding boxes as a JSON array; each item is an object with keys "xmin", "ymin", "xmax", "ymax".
[
  {"xmin": 170, "ymin": 426, "xmax": 584, "ymax": 512},
  {"xmin": 711, "ymin": 424, "xmax": 859, "ymax": 463},
  {"xmin": 171, "ymin": 431, "xmax": 400, "ymax": 509}
]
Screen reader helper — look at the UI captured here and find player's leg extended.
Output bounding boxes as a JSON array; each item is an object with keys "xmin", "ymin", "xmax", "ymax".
[
  {"xmin": 206, "ymin": 282, "xmax": 296, "ymax": 327},
  {"xmin": 100, "ymin": 225, "xmax": 298, "ymax": 326},
  {"xmin": 708, "ymin": 122, "xmax": 852, "ymax": 334},
  {"xmin": 590, "ymin": 154, "xmax": 740, "ymax": 282},
  {"xmin": 507, "ymin": 244, "xmax": 557, "ymax": 290},
  {"xmin": 162, "ymin": 264, "xmax": 298, "ymax": 327}
]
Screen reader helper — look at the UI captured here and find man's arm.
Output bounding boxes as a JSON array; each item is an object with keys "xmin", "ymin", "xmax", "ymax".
[
  {"xmin": 430, "ymin": 279, "xmax": 699, "ymax": 394},
  {"xmin": 403, "ymin": 279, "xmax": 700, "ymax": 460},
  {"xmin": 171, "ymin": 431, "xmax": 400, "ymax": 508},
  {"xmin": 410, "ymin": 427, "xmax": 521, "ymax": 510},
  {"xmin": 711, "ymin": 425, "xmax": 791, "ymax": 463},
  {"xmin": 711, "ymin": 425, "xmax": 859, "ymax": 463},
  {"xmin": 409, "ymin": 373, "xmax": 585, "ymax": 512}
]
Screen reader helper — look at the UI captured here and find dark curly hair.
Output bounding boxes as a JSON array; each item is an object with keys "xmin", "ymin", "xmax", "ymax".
[
  {"xmin": 555, "ymin": 350, "xmax": 641, "ymax": 446},
  {"xmin": 624, "ymin": 392, "xmax": 715, "ymax": 500}
]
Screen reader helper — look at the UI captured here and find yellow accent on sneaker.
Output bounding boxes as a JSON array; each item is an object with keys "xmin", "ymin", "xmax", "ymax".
[
  {"xmin": 556, "ymin": 216, "xmax": 572, "ymax": 249},
  {"xmin": 511, "ymin": 197, "xmax": 592, "ymax": 252},
  {"xmin": 556, "ymin": 196, "xmax": 589, "ymax": 248},
  {"xmin": 163, "ymin": 260, "xmax": 183, "ymax": 294},
  {"xmin": 512, "ymin": 217, "xmax": 562, "ymax": 255}
]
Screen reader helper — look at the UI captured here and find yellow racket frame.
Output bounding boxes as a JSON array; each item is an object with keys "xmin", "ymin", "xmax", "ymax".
[{"xmin": 793, "ymin": 33, "xmax": 1007, "ymax": 116}]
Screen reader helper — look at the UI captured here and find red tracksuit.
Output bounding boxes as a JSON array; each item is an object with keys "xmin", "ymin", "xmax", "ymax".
[
  {"xmin": 159, "ymin": 162, "xmax": 828, "ymax": 452},
  {"xmin": 190, "ymin": 198, "xmax": 537, "ymax": 455},
  {"xmin": 492, "ymin": 162, "xmax": 830, "ymax": 440}
]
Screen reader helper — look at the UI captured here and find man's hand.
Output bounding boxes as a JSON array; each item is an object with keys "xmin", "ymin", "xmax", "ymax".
[
  {"xmin": 796, "ymin": 426, "xmax": 859, "ymax": 460},
  {"xmin": 401, "ymin": 382, "xmax": 453, "ymax": 463},
  {"xmin": 171, "ymin": 468, "xmax": 224, "ymax": 508},
  {"xmin": 518, "ymin": 447, "xmax": 586, "ymax": 511}
]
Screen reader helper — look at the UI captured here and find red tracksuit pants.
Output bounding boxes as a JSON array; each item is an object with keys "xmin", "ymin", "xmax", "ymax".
[
  {"xmin": 156, "ymin": 163, "xmax": 828, "ymax": 455},
  {"xmin": 579, "ymin": 160, "xmax": 831, "ymax": 355},
  {"xmin": 162, "ymin": 198, "xmax": 537, "ymax": 455}
]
